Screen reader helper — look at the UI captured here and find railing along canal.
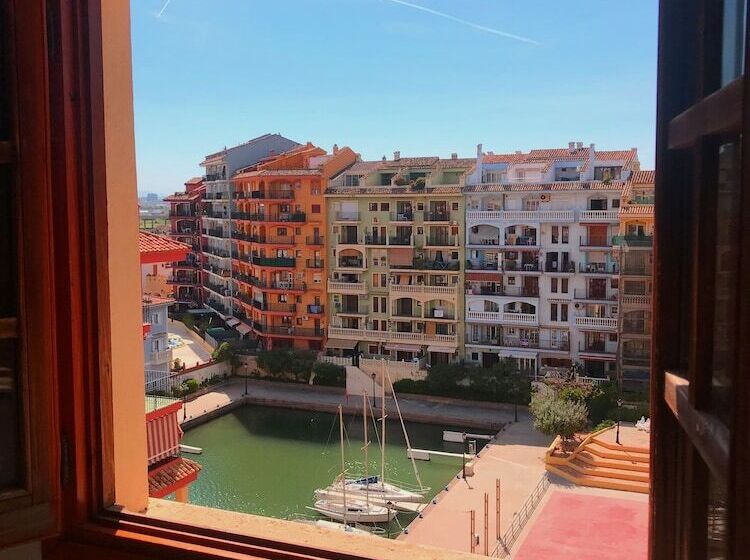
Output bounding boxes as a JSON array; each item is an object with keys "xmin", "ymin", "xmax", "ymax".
[{"xmin": 493, "ymin": 473, "xmax": 551, "ymax": 558}]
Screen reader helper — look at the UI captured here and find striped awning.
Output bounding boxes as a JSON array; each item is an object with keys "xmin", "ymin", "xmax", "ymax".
[
  {"xmin": 146, "ymin": 402, "xmax": 183, "ymax": 466},
  {"xmin": 326, "ymin": 338, "xmax": 358, "ymax": 349}
]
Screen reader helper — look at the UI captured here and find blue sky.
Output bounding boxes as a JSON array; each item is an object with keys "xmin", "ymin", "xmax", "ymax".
[{"xmin": 131, "ymin": 0, "xmax": 658, "ymax": 196}]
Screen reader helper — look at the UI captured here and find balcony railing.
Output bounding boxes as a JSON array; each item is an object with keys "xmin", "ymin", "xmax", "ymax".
[
  {"xmin": 413, "ymin": 259, "xmax": 460, "ymax": 271},
  {"xmin": 578, "ymin": 341, "xmax": 616, "ymax": 354},
  {"xmin": 573, "ymin": 288, "xmax": 618, "ymax": 301},
  {"xmin": 253, "ymin": 301, "xmax": 297, "ymax": 313},
  {"xmin": 337, "ymin": 257, "xmax": 364, "ymax": 268},
  {"xmin": 390, "ymin": 211, "xmax": 414, "ymax": 222},
  {"xmin": 503, "ymin": 260, "xmax": 541, "ymax": 272},
  {"xmin": 169, "ymin": 209, "xmax": 195, "ymax": 217},
  {"xmin": 466, "ymin": 210, "xmax": 575, "ymax": 223},
  {"xmin": 205, "ymin": 300, "xmax": 229, "ymax": 315},
  {"xmin": 621, "ymin": 294, "xmax": 651, "ymax": 306},
  {"xmin": 327, "ymin": 326, "xmax": 457, "ymax": 347},
  {"xmin": 389, "ymin": 235, "xmax": 413, "ymax": 246},
  {"xmin": 425, "ymin": 309, "xmax": 455, "ymax": 320},
  {"xmin": 203, "ymin": 209, "xmax": 229, "ymax": 219},
  {"xmin": 335, "ymin": 211, "xmax": 360, "ymax": 222},
  {"xmin": 423, "ymin": 211, "xmax": 451, "ymax": 222},
  {"xmin": 466, "ymin": 310, "xmax": 538, "ymax": 325},
  {"xmin": 621, "ymin": 263, "xmax": 653, "ymax": 276},
  {"xmin": 203, "ymin": 281, "xmax": 231, "ymax": 297},
  {"xmin": 305, "ymin": 236, "xmax": 325, "ymax": 246},
  {"xmin": 466, "ymin": 260, "xmax": 501, "ymax": 271},
  {"xmin": 202, "ymin": 246, "xmax": 231, "ymax": 259},
  {"xmin": 307, "ymin": 304, "xmax": 324, "ymax": 315},
  {"xmin": 574, "ymin": 316, "xmax": 618, "ymax": 329},
  {"xmin": 425, "ymin": 235, "xmax": 457, "ymax": 247},
  {"xmin": 622, "ymin": 319, "xmax": 651, "ymax": 335},
  {"xmin": 622, "ymin": 352, "xmax": 651, "ymax": 366},
  {"xmin": 502, "ymin": 236, "xmax": 538, "ymax": 247},
  {"xmin": 338, "ymin": 234, "xmax": 360, "ymax": 245},
  {"xmin": 306, "ymin": 259, "xmax": 325, "ymax": 269},
  {"xmin": 253, "ymin": 323, "xmax": 324, "ymax": 338},
  {"xmin": 250, "ymin": 189, "xmax": 294, "ymax": 200},
  {"xmin": 203, "ymin": 228, "xmax": 225, "ymax": 238},
  {"xmin": 167, "ymin": 276, "xmax": 197, "ymax": 285},
  {"xmin": 579, "ymin": 262, "xmax": 619, "ymax": 274},
  {"xmin": 336, "ymin": 304, "xmax": 368, "ymax": 315},
  {"xmin": 365, "ymin": 235, "xmax": 388, "ymax": 246},
  {"xmin": 250, "ymin": 256, "xmax": 296, "ymax": 268},
  {"xmin": 613, "ymin": 234, "xmax": 654, "ymax": 248},
  {"xmin": 579, "ymin": 236, "xmax": 613, "ymax": 248},
  {"xmin": 204, "ymin": 173, "xmax": 225, "ymax": 182},
  {"xmin": 249, "ymin": 234, "xmax": 296, "ymax": 245},
  {"xmin": 392, "ymin": 309, "xmax": 422, "ymax": 319},
  {"xmin": 579, "ymin": 210, "xmax": 619, "ymax": 221},
  {"xmin": 173, "ymin": 260, "xmax": 199, "ymax": 268},
  {"xmin": 246, "ymin": 212, "xmax": 306, "ymax": 223},
  {"xmin": 389, "ymin": 284, "xmax": 457, "ymax": 298},
  {"xmin": 327, "ymin": 281, "xmax": 367, "ymax": 294}
]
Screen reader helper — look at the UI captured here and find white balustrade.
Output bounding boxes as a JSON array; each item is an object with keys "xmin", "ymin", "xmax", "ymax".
[
  {"xmin": 622, "ymin": 294, "xmax": 651, "ymax": 306},
  {"xmin": 501, "ymin": 312, "xmax": 538, "ymax": 325},
  {"xmin": 389, "ymin": 284, "xmax": 457, "ymax": 299},
  {"xmin": 574, "ymin": 316, "xmax": 618, "ymax": 329},
  {"xmin": 327, "ymin": 327, "xmax": 457, "ymax": 347},
  {"xmin": 327, "ymin": 281, "xmax": 367, "ymax": 294},
  {"xmin": 466, "ymin": 210, "xmax": 574, "ymax": 223},
  {"xmin": 579, "ymin": 210, "xmax": 619, "ymax": 221}
]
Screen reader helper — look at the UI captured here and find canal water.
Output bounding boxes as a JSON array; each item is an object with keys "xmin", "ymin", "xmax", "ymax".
[{"xmin": 181, "ymin": 405, "xmax": 487, "ymax": 536}]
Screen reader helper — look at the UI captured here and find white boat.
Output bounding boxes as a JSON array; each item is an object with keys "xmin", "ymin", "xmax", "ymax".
[
  {"xmin": 310, "ymin": 499, "xmax": 396, "ymax": 523},
  {"xmin": 290, "ymin": 514, "xmax": 385, "ymax": 536},
  {"xmin": 328, "ymin": 475, "xmax": 426, "ymax": 503},
  {"xmin": 311, "ymin": 404, "xmax": 397, "ymax": 524},
  {"xmin": 314, "ymin": 487, "xmax": 424, "ymax": 513}
]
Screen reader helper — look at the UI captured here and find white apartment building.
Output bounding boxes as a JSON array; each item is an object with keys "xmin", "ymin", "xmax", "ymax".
[{"xmin": 462, "ymin": 142, "xmax": 640, "ymax": 380}]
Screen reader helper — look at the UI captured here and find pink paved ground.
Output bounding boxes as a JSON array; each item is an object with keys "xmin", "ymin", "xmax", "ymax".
[{"xmin": 514, "ymin": 490, "xmax": 647, "ymax": 560}]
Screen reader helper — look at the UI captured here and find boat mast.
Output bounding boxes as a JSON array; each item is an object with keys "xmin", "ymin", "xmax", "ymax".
[
  {"xmin": 385, "ymin": 367, "xmax": 424, "ymax": 491},
  {"xmin": 362, "ymin": 393, "xmax": 369, "ymax": 507},
  {"xmin": 380, "ymin": 359, "xmax": 386, "ymax": 487},
  {"xmin": 339, "ymin": 404, "xmax": 347, "ymax": 525}
]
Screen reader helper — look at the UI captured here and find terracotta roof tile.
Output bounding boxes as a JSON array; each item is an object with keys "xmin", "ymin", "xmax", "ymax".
[
  {"xmin": 326, "ymin": 185, "xmax": 462, "ymax": 196},
  {"xmin": 629, "ymin": 170, "xmax": 655, "ymax": 185},
  {"xmin": 148, "ymin": 457, "xmax": 202, "ymax": 497},
  {"xmin": 139, "ymin": 231, "xmax": 191, "ymax": 255},
  {"xmin": 464, "ymin": 180, "xmax": 626, "ymax": 193}
]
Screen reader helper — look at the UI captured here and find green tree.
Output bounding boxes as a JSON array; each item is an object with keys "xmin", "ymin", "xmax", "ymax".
[
  {"xmin": 181, "ymin": 312, "xmax": 195, "ymax": 330},
  {"xmin": 530, "ymin": 391, "xmax": 588, "ymax": 446},
  {"xmin": 426, "ymin": 363, "xmax": 467, "ymax": 392},
  {"xmin": 212, "ymin": 342, "xmax": 241, "ymax": 375}
]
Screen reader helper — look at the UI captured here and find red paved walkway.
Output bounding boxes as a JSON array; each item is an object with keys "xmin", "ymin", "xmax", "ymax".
[{"xmin": 514, "ymin": 490, "xmax": 647, "ymax": 560}]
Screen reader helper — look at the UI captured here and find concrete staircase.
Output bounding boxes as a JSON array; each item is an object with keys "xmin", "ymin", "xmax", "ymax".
[{"xmin": 545, "ymin": 431, "xmax": 650, "ymax": 494}]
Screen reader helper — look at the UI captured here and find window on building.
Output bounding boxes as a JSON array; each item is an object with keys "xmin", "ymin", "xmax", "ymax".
[
  {"xmin": 369, "ymin": 202, "xmax": 377, "ymax": 211},
  {"xmin": 561, "ymin": 278, "xmax": 569, "ymax": 293},
  {"xmin": 561, "ymin": 226, "xmax": 569, "ymax": 243},
  {"xmin": 344, "ymin": 175, "xmax": 359, "ymax": 187},
  {"xmin": 311, "ymin": 204, "xmax": 320, "ymax": 213},
  {"xmin": 561, "ymin": 303, "xmax": 568, "ymax": 321},
  {"xmin": 551, "ymin": 226, "xmax": 559, "ymax": 243},
  {"xmin": 380, "ymin": 203, "xmax": 389, "ymax": 211},
  {"xmin": 550, "ymin": 303, "xmax": 558, "ymax": 321},
  {"xmin": 452, "ymin": 202, "xmax": 459, "ymax": 211},
  {"xmin": 551, "ymin": 278, "xmax": 558, "ymax": 293}
]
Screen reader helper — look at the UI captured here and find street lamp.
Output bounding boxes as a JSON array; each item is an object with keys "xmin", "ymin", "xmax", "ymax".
[
  {"xmin": 244, "ymin": 370, "xmax": 248, "ymax": 396},
  {"xmin": 462, "ymin": 432, "xmax": 467, "ymax": 478},
  {"xmin": 371, "ymin": 373, "xmax": 376, "ymax": 409},
  {"xmin": 616, "ymin": 398, "xmax": 623, "ymax": 444}
]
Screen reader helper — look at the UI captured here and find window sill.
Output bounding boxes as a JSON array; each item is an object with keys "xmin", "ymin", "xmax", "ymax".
[{"xmin": 82, "ymin": 499, "xmax": 476, "ymax": 560}]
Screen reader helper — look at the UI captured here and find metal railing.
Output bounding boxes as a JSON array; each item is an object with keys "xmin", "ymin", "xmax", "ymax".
[
  {"xmin": 306, "ymin": 259, "xmax": 325, "ymax": 269},
  {"xmin": 494, "ymin": 474, "xmax": 551, "ymax": 558}
]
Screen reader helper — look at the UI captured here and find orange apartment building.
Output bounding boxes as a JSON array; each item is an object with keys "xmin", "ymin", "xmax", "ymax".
[{"xmin": 231, "ymin": 143, "xmax": 357, "ymax": 350}]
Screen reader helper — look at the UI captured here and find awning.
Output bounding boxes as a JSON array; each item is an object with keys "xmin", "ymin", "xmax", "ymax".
[
  {"xmin": 427, "ymin": 345, "xmax": 456, "ymax": 354},
  {"xmin": 148, "ymin": 456, "xmax": 202, "ymax": 498},
  {"xmin": 146, "ymin": 406, "xmax": 182, "ymax": 466},
  {"xmin": 234, "ymin": 322, "xmax": 253, "ymax": 336},
  {"xmin": 325, "ymin": 338, "xmax": 359, "ymax": 350},
  {"xmin": 385, "ymin": 343, "xmax": 421, "ymax": 352},
  {"xmin": 225, "ymin": 317, "xmax": 240, "ymax": 327}
]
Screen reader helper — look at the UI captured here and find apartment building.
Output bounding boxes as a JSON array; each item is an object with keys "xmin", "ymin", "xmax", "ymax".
[
  {"xmin": 616, "ymin": 170, "xmax": 654, "ymax": 388},
  {"xmin": 230, "ymin": 143, "xmax": 357, "ymax": 350},
  {"xmin": 164, "ymin": 176, "xmax": 204, "ymax": 308},
  {"xmin": 198, "ymin": 133, "xmax": 300, "ymax": 328},
  {"xmin": 325, "ymin": 152, "xmax": 473, "ymax": 366},
  {"xmin": 462, "ymin": 143, "xmax": 640, "ymax": 380}
]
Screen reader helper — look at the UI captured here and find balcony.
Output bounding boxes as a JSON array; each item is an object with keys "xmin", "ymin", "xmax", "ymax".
[
  {"xmin": 389, "ymin": 235, "xmax": 413, "ymax": 246},
  {"xmin": 573, "ymin": 288, "xmax": 618, "ymax": 302},
  {"xmin": 423, "ymin": 211, "xmax": 451, "ymax": 222},
  {"xmin": 390, "ymin": 211, "xmax": 414, "ymax": 223},
  {"xmin": 250, "ymin": 256, "xmax": 296, "ymax": 268},
  {"xmin": 334, "ymin": 211, "xmax": 360, "ymax": 222},
  {"xmin": 203, "ymin": 281, "xmax": 231, "ymax": 297},
  {"xmin": 574, "ymin": 316, "xmax": 618, "ymax": 330},
  {"xmin": 466, "ymin": 310, "xmax": 538, "ymax": 325},
  {"xmin": 466, "ymin": 260, "xmax": 501, "ymax": 272},
  {"xmin": 253, "ymin": 323, "xmax": 324, "ymax": 338},
  {"xmin": 622, "ymin": 294, "xmax": 652, "ymax": 306},
  {"xmin": 336, "ymin": 304, "xmax": 368, "ymax": 316},
  {"xmin": 250, "ymin": 189, "xmax": 294, "ymax": 200},
  {"xmin": 501, "ymin": 236, "xmax": 538, "ymax": 249},
  {"xmin": 389, "ymin": 284, "xmax": 457, "ymax": 299},
  {"xmin": 622, "ymin": 352, "xmax": 651, "ymax": 366},
  {"xmin": 203, "ymin": 209, "xmax": 229, "ymax": 219},
  {"xmin": 338, "ymin": 234, "xmax": 360, "ymax": 245},
  {"xmin": 336, "ymin": 257, "xmax": 364, "ymax": 269},
  {"xmin": 169, "ymin": 209, "xmax": 195, "ymax": 218},
  {"xmin": 249, "ymin": 234, "xmax": 296, "ymax": 245},
  {"xmin": 425, "ymin": 308, "xmax": 455, "ymax": 320},
  {"xmin": 246, "ymin": 212, "xmax": 306, "ymax": 223},
  {"xmin": 327, "ymin": 281, "xmax": 367, "ymax": 295},
  {"xmin": 327, "ymin": 326, "xmax": 457, "ymax": 348},
  {"xmin": 204, "ymin": 173, "xmax": 225, "ymax": 182},
  {"xmin": 253, "ymin": 301, "xmax": 297, "ymax": 314},
  {"xmin": 579, "ymin": 210, "xmax": 619, "ymax": 222},
  {"xmin": 203, "ymin": 228, "xmax": 226, "ymax": 238},
  {"xmin": 503, "ymin": 260, "xmax": 541, "ymax": 273},
  {"xmin": 202, "ymin": 246, "xmax": 231, "ymax": 259},
  {"xmin": 578, "ymin": 341, "xmax": 617, "ymax": 355},
  {"xmin": 307, "ymin": 304, "xmax": 325, "ymax": 315},
  {"xmin": 466, "ymin": 210, "xmax": 575, "ymax": 223},
  {"xmin": 205, "ymin": 300, "xmax": 229, "ymax": 315},
  {"xmin": 622, "ymin": 319, "xmax": 651, "ymax": 335},
  {"xmin": 167, "ymin": 276, "xmax": 197, "ymax": 285},
  {"xmin": 613, "ymin": 234, "xmax": 654, "ymax": 248},
  {"xmin": 425, "ymin": 235, "xmax": 457, "ymax": 247},
  {"xmin": 621, "ymin": 263, "xmax": 653, "ymax": 276},
  {"xmin": 305, "ymin": 236, "xmax": 325, "ymax": 246},
  {"xmin": 579, "ymin": 262, "xmax": 619, "ymax": 275},
  {"xmin": 364, "ymin": 235, "xmax": 388, "ymax": 246},
  {"xmin": 306, "ymin": 259, "xmax": 325, "ymax": 269},
  {"xmin": 173, "ymin": 260, "xmax": 199, "ymax": 269}
]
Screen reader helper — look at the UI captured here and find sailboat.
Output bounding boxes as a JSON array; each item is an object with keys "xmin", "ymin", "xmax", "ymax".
[
  {"xmin": 311, "ymin": 404, "xmax": 397, "ymax": 524},
  {"xmin": 320, "ymin": 362, "xmax": 429, "ymax": 504}
]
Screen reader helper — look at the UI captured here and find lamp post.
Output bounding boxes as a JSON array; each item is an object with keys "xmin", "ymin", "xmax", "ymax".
[
  {"xmin": 462, "ymin": 432, "xmax": 467, "ymax": 478},
  {"xmin": 244, "ymin": 370, "xmax": 248, "ymax": 396},
  {"xmin": 371, "ymin": 373, "xmax": 376, "ymax": 409},
  {"xmin": 616, "ymin": 398, "xmax": 623, "ymax": 444}
]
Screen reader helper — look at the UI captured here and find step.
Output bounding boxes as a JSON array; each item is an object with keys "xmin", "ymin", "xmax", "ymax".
[
  {"xmin": 575, "ymin": 450, "xmax": 650, "ymax": 473},
  {"xmin": 584, "ymin": 441, "xmax": 650, "ymax": 464},
  {"xmin": 568, "ymin": 457, "xmax": 650, "ymax": 484},
  {"xmin": 546, "ymin": 463, "xmax": 650, "ymax": 495},
  {"xmin": 590, "ymin": 436, "xmax": 650, "ymax": 455}
]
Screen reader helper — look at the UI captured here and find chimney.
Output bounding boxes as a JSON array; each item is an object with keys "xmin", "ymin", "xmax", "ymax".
[
  {"xmin": 332, "ymin": 144, "xmax": 339, "ymax": 154},
  {"xmin": 568, "ymin": 142, "xmax": 575, "ymax": 151},
  {"xmin": 393, "ymin": 150, "xmax": 401, "ymax": 161},
  {"xmin": 576, "ymin": 141, "xmax": 583, "ymax": 150},
  {"xmin": 451, "ymin": 153, "xmax": 458, "ymax": 160},
  {"xmin": 382, "ymin": 155, "xmax": 387, "ymax": 162},
  {"xmin": 588, "ymin": 144, "xmax": 596, "ymax": 179}
]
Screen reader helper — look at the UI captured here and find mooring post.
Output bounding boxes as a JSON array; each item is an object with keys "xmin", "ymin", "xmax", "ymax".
[
  {"xmin": 496, "ymin": 478, "xmax": 501, "ymax": 541},
  {"xmin": 470, "ymin": 509, "xmax": 476, "ymax": 553},
  {"xmin": 484, "ymin": 492, "xmax": 490, "ymax": 556}
]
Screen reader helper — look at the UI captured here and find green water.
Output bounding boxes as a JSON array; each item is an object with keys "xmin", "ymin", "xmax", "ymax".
[{"xmin": 181, "ymin": 405, "xmax": 485, "ymax": 535}]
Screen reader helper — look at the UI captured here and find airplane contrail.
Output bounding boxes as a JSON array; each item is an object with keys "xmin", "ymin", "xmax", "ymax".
[
  {"xmin": 383, "ymin": 0, "xmax": 540, "ymax": 45},
  {"xmin": 157, "ymin": 0, "xmax": 172, "ymax": 18}
]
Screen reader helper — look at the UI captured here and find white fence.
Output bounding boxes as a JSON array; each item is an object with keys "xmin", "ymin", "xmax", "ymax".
[
  {"xmin": 318, "ymin": 355, "xmax": 352, "ymax": 367},
  {"xmin": 359, "ymin": 357, "xmax": 427, "ymax": 382}
]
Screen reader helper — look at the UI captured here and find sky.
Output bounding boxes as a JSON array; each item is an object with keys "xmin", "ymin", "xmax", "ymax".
[{"xmin": 131, "ymin": 0, "xmax": 659, "ymax": 196}]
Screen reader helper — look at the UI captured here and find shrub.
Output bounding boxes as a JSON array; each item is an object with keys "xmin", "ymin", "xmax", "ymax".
[
  {"xmin": 393, "ymin": 379, "xmax": 428, "ymax": 394},
  {"xmin": 557, "ymin": 383, "xmax": 593, "ymax": 405},
  {"xmin": 411, "ymin": 177, "xmax": 425, "ymax": 190},
  {"xmin": 256, "ymin": 348, "xmax": 316, "ymax": 382},
  {"xmin": 593, "ymin": 419, "xmax": 616, "ymax": 432},
  {"xmin": 181, "ymin": 313, "xmax": 195, "ymax": 330},
  {"xmin": 530, "ymin": 391, "xmax": 588, "ymax": 444},
  {"xmin": 312, "ymin": 362, "xmax": 346, "ymax": 387}
]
